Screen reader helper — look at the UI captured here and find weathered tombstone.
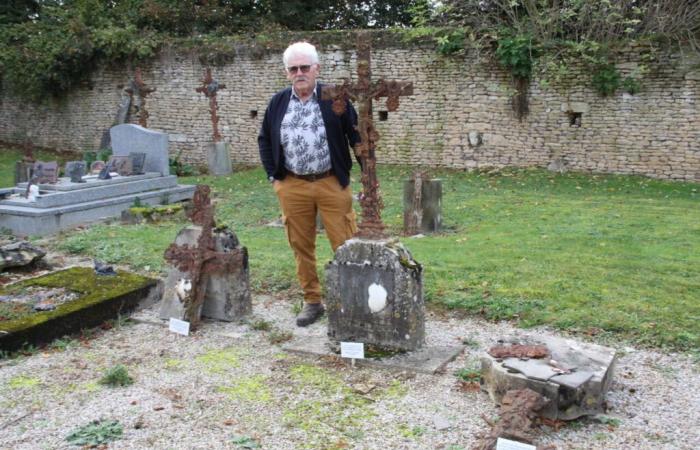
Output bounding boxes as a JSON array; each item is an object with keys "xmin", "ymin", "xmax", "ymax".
[
  {"xmin": 110, "ymin": 124, "xmax": 170, "ymax": 176},
  {"xmin": 403, "ymin": 171, "xmax": 442, "ymax": 235},
  {"xmin": 480, "ymin": 336, "xmax": 617, "ymax": 420},
  {"xmin": 326, "ymin": 239, "xmax": 424, "ymax": 351},
  {"xmin": 322, "ymin": 32, "xmax": 422, "ymax": 352},
  {"xmin": 129, "ymin": 152, "xmax": 146, "ymax": 175},
  {"xmin": 31, "ymin": 161, "xmax": 58, "ymax": 184},
  {"xmin": 196, "ymin": 68, "xmax": 232, "ymax": 176},
  {"xmin": 160, "ymin": 185, "xmax": 251, "ymax": 326},
  {"xmin": 65, "ymin": 161, "xmax": 87, "ymax": 183},
  {"xmin": 107, "ymin": 155, "xmax": 133, "ymax": 176},
  {"xmin": 13, "ymin": 140, "xmax": 35, "ymax": 185}
]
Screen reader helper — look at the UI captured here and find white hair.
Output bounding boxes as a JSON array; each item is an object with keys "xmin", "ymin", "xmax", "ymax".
[{"xmin": 283, "ymin": 42, "xmax": 319, "ymax": 67}]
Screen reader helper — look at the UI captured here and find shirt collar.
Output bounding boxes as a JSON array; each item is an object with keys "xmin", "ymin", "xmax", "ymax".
[{"xmin": 291, "ymin": 83, "xmax": 319, "ymax": 101}]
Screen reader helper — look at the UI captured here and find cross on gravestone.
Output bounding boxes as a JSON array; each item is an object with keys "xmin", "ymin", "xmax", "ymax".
[
  {"xmin": 322, "ymin": 32, "xmax": 413, "ymax": 239},
  {"xmin": 163, "ymin": 185, "xmax": 245, "ymax": 328},
  {"xmin": 125, "ymin": 67, "xmax": 156, "ymax": 128},
  {"xmin": 195, "ymin": 68, "xmax": 227, "ymax": 142}
]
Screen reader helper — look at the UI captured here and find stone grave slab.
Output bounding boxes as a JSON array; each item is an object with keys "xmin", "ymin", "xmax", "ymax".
[
  {"xmin": 325, "ymin": 238, "xmax": 424, "ymax": 352},
  {"xmin": 283, "ymin": 337, "xmax": 464, "ymax": 375},
  {"xmin": 480, "ymin": 335, "xmax": 617, "ymax": 420},
  {"xmin": 0, "ymin": 267, "xmax": 158, "ymax": 352},
  {"xmin": 110, "ymin": 124, "xmax": 170, "ymax": 176},
  {"xmin": 404, "ymin": 176, "xmax": 442, "ymax": 234},
  {"xmin": 207, "ymin": 141, "xmax": 233, "ymax": 176},
  {"xmin": 159, "ymin": 225, "xmax": 251, "ymax": 322}
]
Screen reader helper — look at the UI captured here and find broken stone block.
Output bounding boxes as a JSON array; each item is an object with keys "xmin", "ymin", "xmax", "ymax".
[
  {"xmin": 325, "ymin": 238, "xmax": 424, "ymax": 352},
  {"xmin": 403, "ymin": 177, "xmax": 442, "ymax": 235},
  {"xmin": 480, "ymin": 335, "xmax": 616, "ymax": 420},
  {"xmin": 159, "ymin": 225, "xmax": 251, "ymax": 322},
  {"xmin": 206, "ymin": 141, "xmax": 233, "ymax": 176},
  {"xmin": 0, "ymin": 241, "xmax": 46, "ymax": 271}
]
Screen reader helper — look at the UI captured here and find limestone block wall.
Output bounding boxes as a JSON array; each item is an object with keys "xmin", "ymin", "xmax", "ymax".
[{"xmin": 0, "ymin": 35, "xmax": 698, "ymax": 181}]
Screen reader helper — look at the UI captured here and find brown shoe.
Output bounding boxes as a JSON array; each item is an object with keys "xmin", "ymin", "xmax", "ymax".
[{"xmin": 296, "ymin": 303, "xmax": 325, "ymax": 327}]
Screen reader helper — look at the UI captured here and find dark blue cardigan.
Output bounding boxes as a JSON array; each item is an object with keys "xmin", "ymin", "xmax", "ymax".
[{"xmin": 258, "ymin": 83, "xmax": 360, "ymax": 188}]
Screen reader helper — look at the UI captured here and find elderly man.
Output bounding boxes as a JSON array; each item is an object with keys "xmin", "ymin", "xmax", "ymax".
[{"xmin": 258, "ymin": 42, "xmax": 360, "ymax": 327}]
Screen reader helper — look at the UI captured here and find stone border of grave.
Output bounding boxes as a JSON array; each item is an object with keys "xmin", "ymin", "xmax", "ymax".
[{"xmin": 0, "ymin": 267, "xmax": 159, "ymax": 352}]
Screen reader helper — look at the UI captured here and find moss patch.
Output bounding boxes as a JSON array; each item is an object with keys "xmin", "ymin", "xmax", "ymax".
[
  {"xmin": 195, "ymin": 346, "xmax": 241, "ymax": 374},
  {"xmin": 0, "ymin": 267, "xmax": 156, "ymax": 352},
  {"xmin": 217, "ymin": 375, "xmax": 271, "ymax": 403},
  {"xmin": 7, "ymin": 375, "xmax": 41, "ymax": 389}
]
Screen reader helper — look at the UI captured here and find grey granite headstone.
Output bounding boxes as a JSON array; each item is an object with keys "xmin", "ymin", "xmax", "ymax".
[
  {"xmin": 159, "ymin": 225, "xmax": 251, "ymax": 322},
  {"xmin": 480, "ymin": 335, "xmax": 617, "ymax": 420},
  {"xmin": 325, "ymin": 238, "xmax": 424, "ymax": 352},
  {"xmin": 65, "ymin": 161, "xmax": 86, "ymax": 183},
  {"xmin": 110, "ymin": 124, "xmax": 169, "ymax": 176},
  {"xmin": 207, "ymin": 141, "xmax": 233, "ymax": 176}
]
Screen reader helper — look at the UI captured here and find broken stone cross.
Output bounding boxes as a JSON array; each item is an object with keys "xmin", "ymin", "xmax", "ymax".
[
  {"xmin": 162, "ymin": 185, "xmax": 249, "ymax": 327},
  {"xmin": 125, "ymin": 68, "xmax": 156, "ymax": 128},
  {"xmin": 322, "ymin": 31, "xmax": 413, "ymax": 239}
]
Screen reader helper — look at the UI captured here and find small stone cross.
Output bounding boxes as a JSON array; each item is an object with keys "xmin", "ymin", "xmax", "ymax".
[
  {"xmin": 322, "ymin": 32, "xmax": 413, "ymax": 239},
  {"xmin": 125, "ymin": 67, "xmax": 156, "ymax": 128},
  {"xmin": 164, "ymin": 185, "xmax": 244, "ymax": 327},
  {"xmin": 195, "ymin": 68, "xmax": 227, "ymax": 142}
]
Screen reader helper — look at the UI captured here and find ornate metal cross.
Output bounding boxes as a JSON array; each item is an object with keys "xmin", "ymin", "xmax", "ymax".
[
  {"xmin": 164, "ymin": 185, "xmax": 244, "ymax": 327},
  {"xmin": 195, "ymin": 68, "xmax": 227, "ymax": 142},
  {"xmin": 125, "ymin": 67, "xmax": 156, "ymax": 128},
  {"xmin": 322, "ymin": 32, "xmax": 413, "ymax": 239}
]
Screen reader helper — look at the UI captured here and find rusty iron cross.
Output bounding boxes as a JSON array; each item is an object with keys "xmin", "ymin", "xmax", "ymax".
[
  {"xmin": 322, "ymin": 32, "xmax": 413, "ymax": 239},
  {"xmin": 195, "ymin": 68, "xmax": 227, "ymax": 142},
  {"xmin": 164, "ymin": 185, "xmax": 244, "ymax": 328},
  {"xmin": 125, "ymin": 67, "xmax": 156, "ymax": 128}
]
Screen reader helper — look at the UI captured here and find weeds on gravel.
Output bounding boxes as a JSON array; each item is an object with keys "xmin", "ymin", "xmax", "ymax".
[
  {"xmin": 267, "ymin": 328, "xmax": 293, "ymax": 344},
  {"xmin": 231, "ymin": 435, "xmax": 261, "ymax": 449},
  {"xmin": 99, "ymin": 364, "xmax": 134, "ymax": 387},
  {"xmin": 65, "ymin": 420, "xmax": 123, "ymax": 446},
  {"xmin": 250, "ymin": 318, "xmax": 272, "ymax": 331}
]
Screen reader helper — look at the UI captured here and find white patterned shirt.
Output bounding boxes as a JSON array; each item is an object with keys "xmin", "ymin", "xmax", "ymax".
[{"xmin": 281, "ymin": 85, "xmax": 331, "ymax": 175}]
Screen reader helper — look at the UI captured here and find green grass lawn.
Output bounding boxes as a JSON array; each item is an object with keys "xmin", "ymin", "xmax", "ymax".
[{"xmin": 4, "ymin": 145, "xmax": 698, "ymax": 351}]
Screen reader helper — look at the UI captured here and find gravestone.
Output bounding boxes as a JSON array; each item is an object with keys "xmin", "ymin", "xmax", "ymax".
[
  {"xmin": 107, "ymin": 155, "xmax": 133, "ymax": 176},
  {"xmin": 480, "ymin": 335, "xmax": 617, "ymax": 420},
  {"xmin": 159, "ymin": 225, "xmax": 251, "ymax": 322},
  {"xmin": 90, "ymin": 161, "xmax": 105, "ymax": 174},
  {"xmin": 32, "ymin": 161, "xmax": 58, "ymax": 184},
  {"xmin": 207, "ymin": 142, "xmax": 233, "ymax": 176},
  {"xmin": 325, "ymin": 238, "xmax": 424, "ymax": 351},
  {"xmin": 110, "ymin": 124, "xmax": 169, "ymax": 176},
  {"xmin": 65, "ymin": 161, "xmax": 86, "ymax": 183},
  {"xmin": 403, "ymin": 173, "xmax": 442, "ymax": 235}
]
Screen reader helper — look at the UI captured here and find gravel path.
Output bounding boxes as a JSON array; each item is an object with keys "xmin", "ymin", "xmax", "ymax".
[{"xmin": 1, "ymin": 292, "xmax": 698, "ymax": 450}]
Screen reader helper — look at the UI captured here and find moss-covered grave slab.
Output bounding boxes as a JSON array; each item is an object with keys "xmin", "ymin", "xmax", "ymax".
[{"xmin": 0, "ymin": 267, "xmax": 157, "ymax": 352}]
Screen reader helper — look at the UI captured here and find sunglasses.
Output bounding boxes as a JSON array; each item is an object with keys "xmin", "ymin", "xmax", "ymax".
[{"xmin": 286, "ymin": 65, "xmax": 313, "ymax": 74}]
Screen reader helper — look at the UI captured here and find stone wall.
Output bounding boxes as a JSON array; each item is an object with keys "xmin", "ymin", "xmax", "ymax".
[{"xmin": 1, "ymin": 32, "xmax": 698, "ymax": 181}]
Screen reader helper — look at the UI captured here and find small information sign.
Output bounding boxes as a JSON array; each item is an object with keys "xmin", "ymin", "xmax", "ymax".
[
  {"xmin": 496, "ymin": 438, "xmax": 536, "ymax": 450},
  {"xmin": 169, "ymin": 318, "xmax": 190, "ymax": 336},
  {"xmin": 340, "ymin": 342, "xmax": 365, "ymax": 360}
]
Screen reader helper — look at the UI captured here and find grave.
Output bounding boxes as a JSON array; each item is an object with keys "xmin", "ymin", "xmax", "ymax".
[
  {"xmin": 403, "ymin": 171, "xmax": 442, "ymax": 235},
  {"xmin": 196, "ymin": 68, "xmax": 233, "ymax": 176},
  {"xmin": 159, "ymin": 186, "xmax": 251, "ymax": 326},
  {"xmin": 0, "ymin": 124, "xmax": 195, "ymax": 236},
  {"xmin": 0, "ymin": 267, "xmax": 159, "ymax": 352},
  {"xmin": 480, "ymin": 335, "xmax": 617, "ymax": 420},
  {"xmin": 285, "ymin": 33, "xmax": 463, "ymax": 373}
]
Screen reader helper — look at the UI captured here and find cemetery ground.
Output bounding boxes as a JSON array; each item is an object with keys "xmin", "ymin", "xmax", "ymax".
[{"xmin": 1, "ymin": 146, "xmax": 699, "ymax": 449}]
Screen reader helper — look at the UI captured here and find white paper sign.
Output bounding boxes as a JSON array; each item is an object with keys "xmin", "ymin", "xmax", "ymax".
[
  {"xmin": 496, "ymin": 438, "xmax": 536, "ymax": 450},
  {"xmin": 169, "ymin": 318, "xmax": 190, "ymax": 336},
  {"xmin": 340, "ymin": 342, "xmax": 365, "ymax": 359}
]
